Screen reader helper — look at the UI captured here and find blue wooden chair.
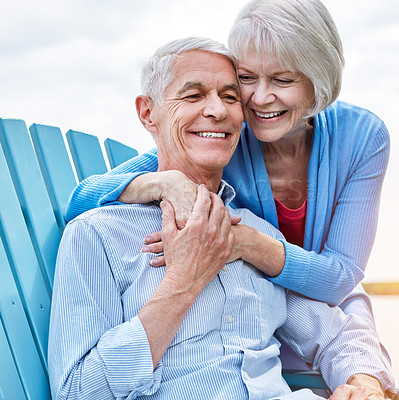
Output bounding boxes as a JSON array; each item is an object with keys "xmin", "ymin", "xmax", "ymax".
[{"xmin": 0, "ymin": 118, "xmax": 328, "ymax": 399}]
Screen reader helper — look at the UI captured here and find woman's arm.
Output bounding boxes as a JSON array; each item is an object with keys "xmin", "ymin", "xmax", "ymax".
[
  {"xmin": 269, "ymin": 122, "xmax": 390, "ymax": 305},
  {"xmin": 65, "ymin": 148, "xmax": 158, "ymax": 222}
]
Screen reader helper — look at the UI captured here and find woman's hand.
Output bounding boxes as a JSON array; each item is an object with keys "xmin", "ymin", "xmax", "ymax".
[
  {"xmin": 118, "ymin": 170, "xmax": 198, "ymax": 229},
  {"xmin": 329, "ymin": 374, "xmax": 388, "ymax": 399}
]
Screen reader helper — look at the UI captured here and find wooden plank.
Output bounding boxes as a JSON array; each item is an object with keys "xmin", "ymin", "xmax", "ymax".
[
  {"xmin": 0, "ymin": 120, "xmax": 52, "ymax": 367},
  {"xmin": 0, "ymin": 225, "xmax": 50, "ymax": 399},
  {"xmin": 0, "ymin": 119, "xmax": 59, "ymax": 289},
  {"xmin": 0, "ymin": 318, "xmax": 27, "ymax": 399},
  {"xmin": 283, "ymin": 370, "xmax": 329, "ymax": 391},
  {"xmin": 29, "ymin": 123, "xmax": 77, "ymax": 231},
  {"xmin": 363, "ymin": 282, "xmax": 399, "ymax": 296},
  {"xmin": 104, "ymin": 138, "xmax": 138, "ymax": 168},
  {"xmin": 66, "ymin": 129, "xmax": 108, "ymax": 181}
]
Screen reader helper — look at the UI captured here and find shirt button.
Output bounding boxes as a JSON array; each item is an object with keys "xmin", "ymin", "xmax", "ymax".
[
  {"xmin": 243, "ymin": 372, "xmax": 250, "ymax": 380},
  {"xmin": 226, "ymin": 315, "xmax": 233, "ymax": 323},
  {"xmin": 222, "ymin": 265, "xmax": 229, "ymax": 272}
]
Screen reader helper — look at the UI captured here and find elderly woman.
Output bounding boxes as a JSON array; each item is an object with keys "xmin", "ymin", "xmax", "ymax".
[{"xmin": 65, "ymin": 0, "xmax": 392, "ymax": 389}]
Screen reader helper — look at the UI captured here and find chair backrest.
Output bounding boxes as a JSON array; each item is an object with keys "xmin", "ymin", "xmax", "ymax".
[
  {"xmin": 0, "ymin": 117, "xmax": 328, "ymax": 399},
  {"xmin": 0, "ymin": 118, "xmax": 138, "ymax": 399}
]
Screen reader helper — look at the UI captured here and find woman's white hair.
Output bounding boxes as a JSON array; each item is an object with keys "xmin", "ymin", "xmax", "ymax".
[
  {"xmin": 228, "ymin": 0, "xmax": 344, "ymax": 116},
  {"xmin": 141, "ymin": 37, "xmax": 236, "ymax": 105}
]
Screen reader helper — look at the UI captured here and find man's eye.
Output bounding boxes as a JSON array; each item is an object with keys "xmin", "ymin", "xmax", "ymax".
[
  {"xmin": 184, "ymin": 94, "xmax": 201, "ymax": 101},
  {"xmin": 223, "ymin": 94, "xmax": 240, "ymax": 103}
]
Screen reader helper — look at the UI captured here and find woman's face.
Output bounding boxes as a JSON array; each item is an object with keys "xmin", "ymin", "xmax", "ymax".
[{"xmin": 237, "ymin": 49, "xmax": 315, "ymax": 143}]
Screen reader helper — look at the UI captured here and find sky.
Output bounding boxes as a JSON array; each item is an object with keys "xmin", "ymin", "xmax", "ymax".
[{"xmin": 1, "ymin": 0, "xmax": 399, "ymax": 378}]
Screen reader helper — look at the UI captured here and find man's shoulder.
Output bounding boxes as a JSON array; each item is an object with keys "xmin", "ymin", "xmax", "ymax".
[{"xmin": 66, "ymin": 202, "xmax": 161, "ymax": 231}]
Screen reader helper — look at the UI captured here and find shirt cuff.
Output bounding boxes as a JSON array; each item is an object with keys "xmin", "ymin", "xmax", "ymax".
[
  {"xmin": 97, "ymin": 316, "xmax": 162, "ymax": 398},
  {"xmin": 268, "ymin": 240, "xmax": 310, "ymax": 290}
]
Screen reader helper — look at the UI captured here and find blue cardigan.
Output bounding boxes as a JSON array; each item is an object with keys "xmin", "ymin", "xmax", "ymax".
[{"xmin": 65, "ymin": 101, "xmax": 390, "ymax": 306}]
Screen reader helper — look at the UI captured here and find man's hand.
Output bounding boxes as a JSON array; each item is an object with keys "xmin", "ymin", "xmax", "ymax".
[
  {"xmin": 160, "ymin": 184, "xmax": 234, "ymax": 294},
  {"xmin": 141, "ymin": 184, "xmax": 241, "ymax": 267},
  {"xmin": 329, "ymin": 374, "xmax": 388, "ymax": 399}
]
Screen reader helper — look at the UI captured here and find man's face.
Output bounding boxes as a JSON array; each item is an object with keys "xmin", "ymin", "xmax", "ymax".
[{"xmin": 151, "ymin": 50, "xmax": 243, "ymax": 180}]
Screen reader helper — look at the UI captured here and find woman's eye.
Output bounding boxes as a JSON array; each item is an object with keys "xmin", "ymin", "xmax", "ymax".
[
  {"xmin": 238, "ymin": 75, "xmax": 256, "ymax": 83},
  {"xmin": 274, "ymin": 78, "xmax": 294, "ymax": 86}
]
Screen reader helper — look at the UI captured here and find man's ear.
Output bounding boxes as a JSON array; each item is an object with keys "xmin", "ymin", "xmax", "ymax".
[{"xmin": 135, "ymin": 95, "xmax": 159, "ymax": 134}]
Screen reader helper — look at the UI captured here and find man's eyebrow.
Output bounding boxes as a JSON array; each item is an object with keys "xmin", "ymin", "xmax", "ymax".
[
  {"xmin": 221, "ymin": 83, "xmax": 240, "ymax": 95},
  {"xmin": 177, "ymin": 81, "xmax": 205, "ymax": 96}
]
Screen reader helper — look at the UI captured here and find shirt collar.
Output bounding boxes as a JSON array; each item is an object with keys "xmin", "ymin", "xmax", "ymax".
[{"xmin": 217, "ymin": 180, "xmax": 236, "ymax": 207}]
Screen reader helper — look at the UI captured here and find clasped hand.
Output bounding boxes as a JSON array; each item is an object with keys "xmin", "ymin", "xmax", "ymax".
[
  {"xmin": 142, "ymin": 182, "xmax": 241, "ymax": 268},
  {"xmin": 157, "ymin": 184, "xmax": 237, "ymax": 293}
]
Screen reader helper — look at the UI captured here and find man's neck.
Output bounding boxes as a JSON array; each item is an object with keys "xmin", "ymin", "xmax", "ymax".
[{"xmin": 157, "ymin": 163, "xmax": 222, "ymax": 194}]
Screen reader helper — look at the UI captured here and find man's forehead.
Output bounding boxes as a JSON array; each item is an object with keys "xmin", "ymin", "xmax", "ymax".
[{"xmin": 169, "ymin": 51, "xmax": 238, "ymax": 93}]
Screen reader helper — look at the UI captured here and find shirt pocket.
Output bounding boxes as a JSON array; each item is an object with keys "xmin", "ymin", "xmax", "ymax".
[{"xmin": 249, "ymin": 275, "xmax": 287, "ymax": 347}]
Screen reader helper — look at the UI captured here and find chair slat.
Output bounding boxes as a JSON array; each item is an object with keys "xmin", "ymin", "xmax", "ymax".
[
  {"xmin": 104, "ymin": 138, "xmax": 138, "ymax": 168},
  {"xmin": 0, "ymin": 120, "xmax": 52, "ymax": 366},
  {"xmin": 66, "ymin": 129, "xmax": 108, "ymax": 181},
  {"xmin": 0, "ymin": 119, "xmax": 60, "ymax": 289},
  {"xmin": 29, "ymin": 123, "xmax": 77, "ymax": 231},
  {"xmin": 0, "ymin": 226, "xmax": 50, "ymax": 399},
  {"xmin": 283, "ymin": 370, "xmax": 329, "ymax": 391},
  {"xmin": 0, "ymin": 319, "xmax": 27, "ymax": 399}
]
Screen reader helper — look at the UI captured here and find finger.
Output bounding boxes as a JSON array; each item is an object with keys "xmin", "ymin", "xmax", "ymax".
[
  {"xmin": 175, "ymin": 212, "xmax": 188, "ymax": 230},
  {"xmin": 150, "ymin": 255, "xmax": 166, "ymax": 267},
  {"xmin": 144, "ymin": 230, "xmax": 162, "ymax": 245},
  {"xmin": 230, "ymin": 214, "xmax": 241, "ymax": 225},
  {"xmin": 188, "ymin": 185, "xmax": 211, "ymax": 223},
  {"xmin": 209, "ymin": 193, "xmax": 231, "ymax": 228},
  {"xmin": 142, "ymin": 242, "xmax": 164, "ymax": 254},
  {"xmin": 161, "ymin": 200, "xmax": 178, "ymax": 236}
]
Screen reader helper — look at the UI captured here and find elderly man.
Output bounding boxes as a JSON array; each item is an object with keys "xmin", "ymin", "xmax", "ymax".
[{"xmin": 48, "ymin": 38, "xmax": 395, "ymax": 400}]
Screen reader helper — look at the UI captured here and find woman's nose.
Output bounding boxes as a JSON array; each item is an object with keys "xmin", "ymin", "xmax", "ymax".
[{"xmin": 251, "ymin": 82, "xmax": 277, "ymax": 106}]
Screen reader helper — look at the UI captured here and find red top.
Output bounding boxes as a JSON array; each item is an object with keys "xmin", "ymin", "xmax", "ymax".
[{"xmin": 274, "ymin": 198, "xmax": 307, "ymax": 247}]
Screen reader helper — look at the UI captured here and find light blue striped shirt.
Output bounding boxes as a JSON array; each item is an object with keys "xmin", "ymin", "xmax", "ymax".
[{"xmin": 49, "ymin": 182, "xmax": 395, "ymax": 399}]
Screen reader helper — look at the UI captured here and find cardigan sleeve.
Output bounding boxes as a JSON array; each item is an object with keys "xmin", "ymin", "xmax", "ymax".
[
  {"xmin": 269, "ymin": 121, "xmax": 390, "ymax": 305},
  {"xmin": 65, "ymin": 148, "xmax": 158, "ymax": 222}
]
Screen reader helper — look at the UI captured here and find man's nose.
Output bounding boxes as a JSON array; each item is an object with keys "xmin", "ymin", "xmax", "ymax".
[{"xmin": 203, "ymin": 95, "xmax": 228, "ymax": 120}]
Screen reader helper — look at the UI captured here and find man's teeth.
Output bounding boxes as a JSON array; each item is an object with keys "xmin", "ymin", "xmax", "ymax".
[
  {"xmin": 195, "ymin": 132, "xmax": 226, "ymax": 138},
  {"xmin": 255, "ymin": 111, "xmax": 284, "ymax": 118}
]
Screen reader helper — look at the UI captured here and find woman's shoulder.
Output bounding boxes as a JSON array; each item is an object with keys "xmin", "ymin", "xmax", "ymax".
[
  {"xmin": 314, "ymin": 101, "xmax": 390, "ymax": 168},
  {"xmin": 319, "ymin": 100, "xmax": 382, "ymax": 123},
  {"xmin": 317, "ymin": 100, "xmax": 389, "ymax": 145}
]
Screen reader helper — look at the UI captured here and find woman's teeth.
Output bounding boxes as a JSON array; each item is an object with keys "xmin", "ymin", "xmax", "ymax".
[
  {"xmin": 255, "ymin": 111, "xmax": 284, "ymax": 118},
  {"xmin": 195, "ymin": 132, "xmax": 226, "ymax": 138}
]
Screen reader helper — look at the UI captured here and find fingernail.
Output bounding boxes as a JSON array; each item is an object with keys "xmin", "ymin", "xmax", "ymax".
[
  {"xmin": 144, "ymin": 236, "xmax": 151, "ymax": 244},
  {"xmin": 142, "ymin": 245, "xmax": 150, "ymax": 253}
]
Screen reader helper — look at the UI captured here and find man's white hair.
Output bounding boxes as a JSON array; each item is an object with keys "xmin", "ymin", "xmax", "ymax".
[{"xmin": 140, "ymin": 37, "xmax": 236, "ymax": 105}]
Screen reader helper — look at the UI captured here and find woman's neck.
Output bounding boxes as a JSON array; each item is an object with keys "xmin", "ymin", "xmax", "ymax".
[{"xmin": 263, "ymin": 120, "xmax": 313, "ymax": 160}]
